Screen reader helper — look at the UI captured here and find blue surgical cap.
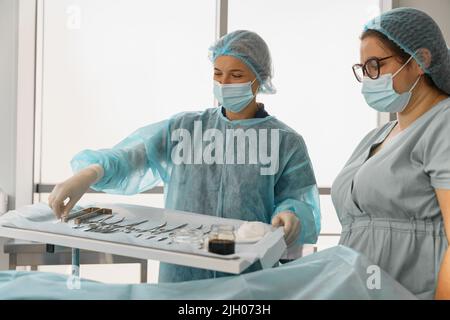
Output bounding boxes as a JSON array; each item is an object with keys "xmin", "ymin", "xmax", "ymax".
[
  {"xmin": 364, "ymin": 7, "xmax": 450, "ymax": 95},
  {"xmin": 209, "ymin": 30, "xmax": 276, "ymax": 94}
]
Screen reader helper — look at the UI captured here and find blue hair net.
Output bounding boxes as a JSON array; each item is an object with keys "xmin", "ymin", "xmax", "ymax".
[
  {"xmin": 209, "ymin": 30, "xmax": 276, "ymax": 94},
  {"xmin": 364, "ymin": 7, "xmax": 450, "ymax": 95}
]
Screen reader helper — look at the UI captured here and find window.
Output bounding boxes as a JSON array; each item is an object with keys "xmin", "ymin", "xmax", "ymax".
[
  {"xmin": 34, "ymin": 0, "xmax": 215, "ymax": 283},
  {"xmin": 36, "ymin": 0, "xmax": 215, "ymax": 190}
]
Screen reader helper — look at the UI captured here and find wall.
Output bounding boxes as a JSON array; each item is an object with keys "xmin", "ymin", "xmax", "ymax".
[
  {"xmin": 0, "ymin": 0, "xmax": 18, "ymax": 270},
  {"xmin": 0, "ymin": 1, "xmax": 17, "ymax": 210}
]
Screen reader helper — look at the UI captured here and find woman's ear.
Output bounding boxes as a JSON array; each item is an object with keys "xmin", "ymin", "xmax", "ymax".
[{"xmin": 415, "ymin": 48, "xmax": 432, "ymax": 73}]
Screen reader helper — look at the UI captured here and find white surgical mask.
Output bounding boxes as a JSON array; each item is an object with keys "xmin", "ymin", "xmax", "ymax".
[
  {"xmin": 362, "ymin": 55, "xmax": 421, "ymax": 113},
  {"xmin": 213, "ymin": 78, "xmax": 257, "ymax": 113}
]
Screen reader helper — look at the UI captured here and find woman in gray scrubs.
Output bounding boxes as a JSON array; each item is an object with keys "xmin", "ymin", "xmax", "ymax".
[{"xmin": 331, "ymin": 8, "xmax": 450, "ymax": 299}]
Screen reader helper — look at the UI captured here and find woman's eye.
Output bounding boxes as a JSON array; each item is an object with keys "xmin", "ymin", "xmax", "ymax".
[{"xmin": 232, "ymin": 74, "xmax": 243, "ymax": 78}]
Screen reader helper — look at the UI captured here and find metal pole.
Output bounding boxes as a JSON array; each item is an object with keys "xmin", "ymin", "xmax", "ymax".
[
  {"xmin": 71, "ymin": 248, "xmax": 80, "ymax": 277},
  {"xmin": 215, "ymin": 0, "xmax": 228, "ymax": 40}
]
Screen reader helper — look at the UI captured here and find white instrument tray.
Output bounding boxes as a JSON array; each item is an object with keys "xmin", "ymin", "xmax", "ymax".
[{"xmin": 0, "ymin": 202, "xmax": 287, "ymax": 274}]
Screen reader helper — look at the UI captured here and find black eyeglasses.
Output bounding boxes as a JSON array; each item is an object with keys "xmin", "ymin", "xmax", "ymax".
[{"xmin": 352, "ymin": 56, "xmax": 393, "ymax": 82}]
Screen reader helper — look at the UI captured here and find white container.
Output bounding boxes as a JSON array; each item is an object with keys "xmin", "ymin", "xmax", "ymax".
[{"xmin": 0, "ymin": 188, "xmax": 8, "ymax": 215}]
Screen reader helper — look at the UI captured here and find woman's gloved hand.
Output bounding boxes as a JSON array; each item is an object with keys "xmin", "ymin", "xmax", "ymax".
[
  {"xmin": 48, "ymin": 164, "xmax": 104, "ymax": 219},
  {"xmin": 271, "ymin": 211, "xmax": 301, "ymax": 246}
]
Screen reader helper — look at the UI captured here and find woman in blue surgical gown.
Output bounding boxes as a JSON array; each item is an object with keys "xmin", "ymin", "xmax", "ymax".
[
  {"xmin": 48, "ymin": 30, "xmax": 321, "ymax": 283},
  {"xmin": 331, "ymin": 8, "xmax": 450, "ymax": 299}
]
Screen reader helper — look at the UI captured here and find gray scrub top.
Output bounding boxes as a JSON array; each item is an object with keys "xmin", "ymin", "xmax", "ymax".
[{"xmin": 331, "ymin": 97, "xmax": 450, "ymax": 299}]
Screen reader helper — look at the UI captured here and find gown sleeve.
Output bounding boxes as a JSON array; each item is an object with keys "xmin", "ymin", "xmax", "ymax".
[
  {"xmin": 272, "ymin": 134, "xmax": 321, "ymax": 244},
  {"xmin": 70, "ymin": 118, "xmax": 173, "ymax": 195}
]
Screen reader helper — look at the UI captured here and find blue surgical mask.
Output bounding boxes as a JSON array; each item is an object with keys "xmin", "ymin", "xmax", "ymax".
[
  {"xmin": 362, "ymin": 55, "xmax": 421, "ymax": 113},
  {"xmin": 213, "ymin": 79, "xmax": 257, "ymax": 113}
]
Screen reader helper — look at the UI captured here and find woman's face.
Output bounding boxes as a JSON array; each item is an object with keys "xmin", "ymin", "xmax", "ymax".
[
  {"xmin": 214, "ymin": 55, "xmax": 259, "ymax": 94},
  {"xmin": 360, "ymin": 36, "xmax": 421, "ymax": 94}
]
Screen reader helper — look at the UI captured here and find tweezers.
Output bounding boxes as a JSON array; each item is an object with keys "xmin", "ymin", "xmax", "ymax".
[
  {"xmin": 74, "ymin": 208, "xmax": 113, "ymax": 225},
  {"xmin": 62, "ymin": 207, "xmax": 101, "ymax": 223}
]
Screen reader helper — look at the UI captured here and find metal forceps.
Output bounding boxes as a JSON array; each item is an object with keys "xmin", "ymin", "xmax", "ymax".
[
  {"xmin": 79, "ymin": 216, "xmax": 123, "ymax": 232},
  {"xmin": 94, "ymin": 219, "xmax": 150, "ymax": 234},
  {"xmin": 145, "ymin": 223, "xmax": 190, "ymax": 240},
  {"xmin": 134, "ymin": 221, "xmax": 168, "ymax": 238}
]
